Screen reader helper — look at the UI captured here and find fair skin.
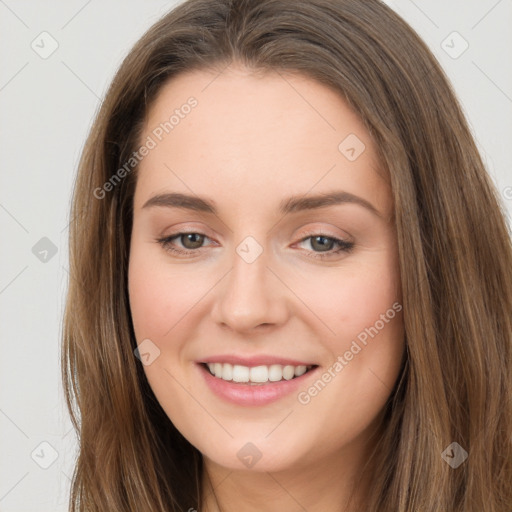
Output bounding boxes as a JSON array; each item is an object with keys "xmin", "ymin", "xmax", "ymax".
[{"xmin": 128, "ymin": 64, "xmax": 404, "ymax": 511}]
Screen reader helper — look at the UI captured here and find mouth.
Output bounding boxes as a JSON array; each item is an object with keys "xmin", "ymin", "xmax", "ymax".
[{"xmin": 201, "ymin": 362, "xmax": 318, "ymax": 385}]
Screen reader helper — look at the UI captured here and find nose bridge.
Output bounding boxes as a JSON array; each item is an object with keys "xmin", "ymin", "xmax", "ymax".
[{"xmin": 211, "ymin": 232, "xmax": 288, "ymax": 330}]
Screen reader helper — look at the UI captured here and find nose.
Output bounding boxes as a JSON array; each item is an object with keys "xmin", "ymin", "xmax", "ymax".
[{"xmin": 210, "ymin": 241, "xmax": 289, "ymax": 333}]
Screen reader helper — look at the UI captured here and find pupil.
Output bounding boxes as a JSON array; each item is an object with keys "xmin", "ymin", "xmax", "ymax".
[
  {"xmin": 313, "ymin": 236, "xmax": 331, "ymax": 251},
  {"xmin": 184, "ymin": 233, "xmax": 203, "ymax": 248}
]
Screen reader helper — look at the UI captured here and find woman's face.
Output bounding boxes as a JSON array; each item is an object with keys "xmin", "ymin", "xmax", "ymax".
[{"xmin": 128, "ymin": 65, "xmax": 404, "ymax": 474}]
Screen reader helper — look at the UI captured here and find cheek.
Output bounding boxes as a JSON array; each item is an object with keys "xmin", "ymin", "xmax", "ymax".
[
  {"xmin": 292, "ymin": 249, "xmax": 404, "ymax": 414},
  {"xmin": 128, "ymin": 263, "xmax": 169, "ymax": 341},
  {"xmin": 290, "ymin": 250, "xmax": 401, "ymax": 349},
  {"xmin": 128, "ymin": 247, "xmax": 205, "ymax": 341},
  {"xmin": 291, "ymin": 280, "xmax": 404, "ymax": 460},
  {"xmin": 127, "ymin": 249, "xmax": 206, "ymax": 433}
]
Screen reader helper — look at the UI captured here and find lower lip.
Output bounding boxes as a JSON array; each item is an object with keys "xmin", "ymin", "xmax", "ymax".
[{"xmin": 198, "ymin": 364, "xmax": 317, "ymax": 406}]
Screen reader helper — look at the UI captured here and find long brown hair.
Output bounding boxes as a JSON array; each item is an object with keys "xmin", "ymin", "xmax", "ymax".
[{"xmin": 61, "ymin": 0, "xmax": 512, "ymax": 510}]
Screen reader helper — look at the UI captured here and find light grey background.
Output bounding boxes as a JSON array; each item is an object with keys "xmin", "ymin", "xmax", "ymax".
[{"xmin": 1, "ymin": 1, "xmax": 510, "ymax": 510}]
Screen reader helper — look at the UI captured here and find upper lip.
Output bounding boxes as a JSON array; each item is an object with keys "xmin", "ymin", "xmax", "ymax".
[{"xmin": 199, "ymin": 355, "xmax": 316, "ymax": 367}]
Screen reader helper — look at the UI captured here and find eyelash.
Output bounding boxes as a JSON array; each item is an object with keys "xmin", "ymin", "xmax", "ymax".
[{"xmin": 156, "ymin": 231, "xmax": 355, "ymax": 260}]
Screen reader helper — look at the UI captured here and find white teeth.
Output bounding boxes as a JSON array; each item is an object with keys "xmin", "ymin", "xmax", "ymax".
[
  {"xmin": 222, "ymin": 363, "xmax": 233, "ymax": 381},
  {"xmin": 268, "ymin": 364, "xmax": 283, "ymax": 382},
  {"xmin": 294, "ymin": 365, "xmax": 307, "ymax": 377},
  {"xmin": 205, "ymin": 362, "xmax": 313, "ymax": 383},
  {"xmin": 282, "ymin": 365, "xmax": 295, "ymax": 380},
  {"xmin": 232, "ymin": 364, "xmax": 250, "ymax": 383},
  {"xmin": 249, "ymin": 365, "xmax": 268, "ymax": 383}
]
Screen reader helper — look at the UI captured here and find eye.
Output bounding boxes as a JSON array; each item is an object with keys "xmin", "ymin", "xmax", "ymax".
[
  {"xmin": 296, "ymin": 234, "xmax": 355, "ymax": 260},
  {"xmin": 156, "ymin": 231, "xmax": 354, "ymax": 260},
  {"xmin": 156, "ymin": 232, "xmax": 212, "ymax": 256}
]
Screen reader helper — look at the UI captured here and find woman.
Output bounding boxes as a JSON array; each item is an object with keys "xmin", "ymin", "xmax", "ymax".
[{"xmin": 61, "ymin": 0, "xmax": 512, "ymax": 510}]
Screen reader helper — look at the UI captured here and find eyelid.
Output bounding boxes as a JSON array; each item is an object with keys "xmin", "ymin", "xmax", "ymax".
[
  {"xmin": 295, "ymin": 225, "xmax": 354, "ymax": 244},
  {"xmin": 158, "ymin": 222, "xmax": 217, "ymax": 240}
]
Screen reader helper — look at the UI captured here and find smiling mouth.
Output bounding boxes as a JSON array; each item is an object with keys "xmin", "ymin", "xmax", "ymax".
[{"xmin": 202, "ymin": 362, "xmax": 317, "ymax": 385}]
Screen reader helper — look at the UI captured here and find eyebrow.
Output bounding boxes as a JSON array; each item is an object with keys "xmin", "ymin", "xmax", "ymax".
[{"xmin": 142, "ymin": 191, "xmax": 381, "ymax": 218}]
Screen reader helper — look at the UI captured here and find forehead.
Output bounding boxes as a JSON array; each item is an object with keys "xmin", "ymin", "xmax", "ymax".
[
  {"xmin": 144, "ymin": 65, "xmax": 372, "ymax": 145},
  {"xmin": 134, "ymin": 65, "xmax": 390, "ymax": 216}
]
